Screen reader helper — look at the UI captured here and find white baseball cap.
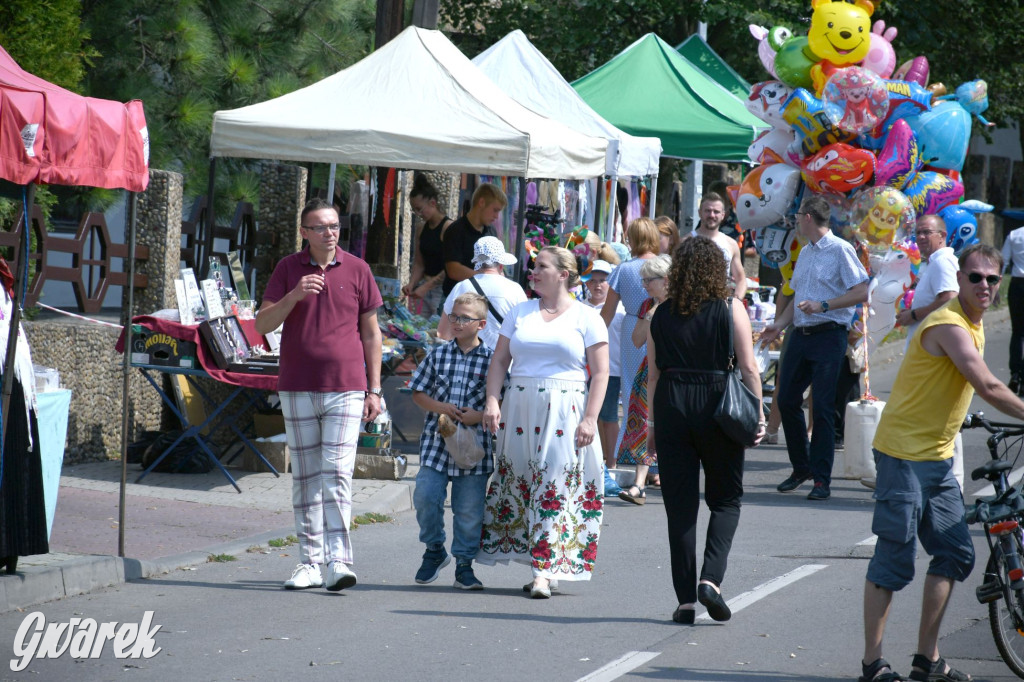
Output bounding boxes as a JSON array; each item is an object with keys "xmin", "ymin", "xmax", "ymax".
[
  {"xmin": 591, "ymin": 259, "xmax": 614, "ymax": 275},
  {"xmin": 472, "ymin": 236, "xmax": 518, "ymax": 268}
]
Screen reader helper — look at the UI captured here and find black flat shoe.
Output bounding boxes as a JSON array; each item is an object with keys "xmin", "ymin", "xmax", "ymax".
[
  {"xmin": 697, "ymin": 583, "xmax": 731, "ymax": 622},
  {"xmin": 672, "ymin": 606, "xmax": 695, "ymax": 625}
]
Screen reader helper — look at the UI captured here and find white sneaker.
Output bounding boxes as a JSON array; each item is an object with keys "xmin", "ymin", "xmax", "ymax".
[
  {"xmin": 325, "ymin": 561, "xmax": 357, "ymax": 591},
  {"xmin": 284, "ymin": 563, "xmax": 323, "ymax": 590}
]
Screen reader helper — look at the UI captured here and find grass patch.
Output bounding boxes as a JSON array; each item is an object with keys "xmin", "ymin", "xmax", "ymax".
[
  {"xmin": 352, "ymin": 512, "xmax": 392, "ymax": 529},
  {"xmin": 208, "ymin": 553, "xmax": 236, "ymax": 563},
  {"xmin": 246, "ymin": 545, "xmax": 265, "ymax": 554}
]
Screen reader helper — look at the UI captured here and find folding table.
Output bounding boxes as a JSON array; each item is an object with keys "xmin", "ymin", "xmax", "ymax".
[{"xmin": 132, "ymin": 363, "xmax": 277, "ymax": 492}]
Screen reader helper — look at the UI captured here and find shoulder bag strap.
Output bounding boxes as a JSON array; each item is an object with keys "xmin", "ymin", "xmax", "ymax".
[
  {"xmin": 467, "ymin": 276, "xmax": 503, "ymax": 326},
  {"xmin": 724, "ymin": 297, "xmax": 736, "ymax": 371}
]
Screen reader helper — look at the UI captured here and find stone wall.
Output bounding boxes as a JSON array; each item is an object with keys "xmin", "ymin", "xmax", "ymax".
[{"xmin": 255, "ymin": 162, "xmax": 307, "ymax": 302}]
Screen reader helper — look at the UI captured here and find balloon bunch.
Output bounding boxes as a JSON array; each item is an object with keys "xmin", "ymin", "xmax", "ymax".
[{"xmin": 738, "ymin": 0, "xmax": 996, "ymax": 353}]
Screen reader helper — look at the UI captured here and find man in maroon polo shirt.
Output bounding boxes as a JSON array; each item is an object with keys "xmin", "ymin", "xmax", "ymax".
[{"xmin": 256, "ymin": 198, "xmax": 383, "ymax": 592}]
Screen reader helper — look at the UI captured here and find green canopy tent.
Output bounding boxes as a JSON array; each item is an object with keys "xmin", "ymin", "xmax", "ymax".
[
  {"xmin": 675, "ymin": 34, "xmax": 751, "ymax": 98},
  {"xmin": 573, "ymin": 33, "xmax": 765, "ymax": 162}
]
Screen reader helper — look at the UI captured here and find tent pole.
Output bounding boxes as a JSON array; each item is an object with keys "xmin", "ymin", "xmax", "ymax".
[
  {"xmin": 513, "ymin": 177, "xmax": 527, "ymax": 282},
  {"xmin": 649, "ymin": 175, "xmax": 659, "ymax": 218},
  {"xmin": 0, "ymin": 183, "xmax": 36, "ymax": 448},
  {"xmin": 118, "ymin": 191, "xmax": 139, "ymax": 557},
  {"xmin": 327, "ymin": 163, "xmax": 337, "ymax": 206},
  {"xmin": 595, "ymin": 178, "xmax": 604, "ymax": 242},
  {"xmin": 202, "ymin": 158, "xmax": 217, "ymax": 277}
]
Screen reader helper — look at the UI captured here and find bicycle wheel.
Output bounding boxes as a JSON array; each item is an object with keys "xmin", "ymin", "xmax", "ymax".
[{"xmin": 988, "ymin": 549, "xmax": 1024, "ymax": 678}]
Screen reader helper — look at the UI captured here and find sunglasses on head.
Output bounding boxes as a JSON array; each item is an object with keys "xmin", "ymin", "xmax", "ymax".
[{"xmin": 966, "ymin": 272, "xmax": 1001, "ymax": 286}]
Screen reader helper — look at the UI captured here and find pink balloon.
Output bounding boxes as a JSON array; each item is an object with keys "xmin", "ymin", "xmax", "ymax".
[{"xmin": 893, "ymin": 56, "xmax": 929, "ymax": 86}]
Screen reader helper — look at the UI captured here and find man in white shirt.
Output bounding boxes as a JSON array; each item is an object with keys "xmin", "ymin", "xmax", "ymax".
[
  {"xmin": 898, "ymin": 215, "xmax": 959, "ymax": 340},
  {"xmin": 1002, "ymin": 222, "xmax": 1024, "ymax": 393},
  {"xmin": 437, "ymin": 237, "xmax": 527, "ymax": 351},
  {"xmin": 894, "ymin": 214, "xmax": 964, "ymax": 490},
  {"xmin": 689, "ymin": 193, "xmax": 747, "ymax": 299}
]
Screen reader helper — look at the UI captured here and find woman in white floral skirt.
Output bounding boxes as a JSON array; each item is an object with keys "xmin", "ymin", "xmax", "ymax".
[{"xmin": 479, "ymin": 246, "xmax": 609, "ymax": 599}]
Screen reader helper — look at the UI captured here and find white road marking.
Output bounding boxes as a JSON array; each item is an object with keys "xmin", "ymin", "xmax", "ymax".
[
  {"xmin": 857, "ymin": 535, "xmax": 878, "ymax": 546},
  {"xmin": 576, "ymin": 651, "xmax": 661, "ymax": 682},
  {"xmin": 578, "ymin": 564, "xmax": 829, "ymax": 681},
  {"xmin": 696, "ymin": 563, "xmax": 829, "ymax": 621},
  {"xmin": 973, "ymin": 466, "xmax": 1024, "ymax": 498}
]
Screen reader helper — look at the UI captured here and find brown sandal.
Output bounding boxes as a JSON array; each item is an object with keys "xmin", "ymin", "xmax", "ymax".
[{"xmin": 618, "ymin": 485, "xmax": 646, "ymax": 505}]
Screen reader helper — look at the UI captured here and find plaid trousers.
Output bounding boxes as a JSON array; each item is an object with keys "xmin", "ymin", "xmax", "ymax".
[{"xmin": 280, "ymin": 390, "xmax": 363, "ymax": 565}]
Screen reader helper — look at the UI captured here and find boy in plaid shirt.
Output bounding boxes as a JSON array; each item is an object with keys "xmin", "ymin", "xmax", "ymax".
[{"xmin": 409, "ymin": 293, "xmax": 499, "ymax": 589}]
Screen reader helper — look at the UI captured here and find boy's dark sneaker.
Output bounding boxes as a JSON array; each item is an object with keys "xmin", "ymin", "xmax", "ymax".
[
  {"xmin": 415, "ymin": 547, "xmax": 450, "ymax": 584},
  {"xmin": 807, "ymin": 482, "xmax": 831, "ymax": 501},
  {"xmin": 453, "ymin": 562, "xmax": 483, "ymax": 590}
]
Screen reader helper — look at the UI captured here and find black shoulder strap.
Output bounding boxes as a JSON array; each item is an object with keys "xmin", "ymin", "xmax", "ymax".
[
  {"xmin": 724, "ymin": 297, "xmax": 735, "ymax": 371},
  {"xmin": 467, "ymin": 276, "xmax": 503, "ymax": 325}
]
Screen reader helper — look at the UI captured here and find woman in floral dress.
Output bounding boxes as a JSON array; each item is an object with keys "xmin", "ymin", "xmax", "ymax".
[
  {"xmin": 618, "ymin": 254, "xmax": 671, "ymax": 505},
  {"xmin": 601, "ymin": 218, "xmax": 661, "ymax": 467},
  {"xmin": 480, "ymin": 246, "xmax": 609, "ymax": 599}
]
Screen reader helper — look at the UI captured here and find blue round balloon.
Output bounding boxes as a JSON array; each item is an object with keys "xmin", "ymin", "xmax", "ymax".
[{"xmin": 905, "ymin": 100, "xmax": 971, "ymax": 171}]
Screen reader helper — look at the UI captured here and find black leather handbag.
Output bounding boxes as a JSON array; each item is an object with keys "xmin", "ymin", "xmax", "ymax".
[{"xmin": 713, "ymin": 299, "xmax": 762, "ymax": 448}]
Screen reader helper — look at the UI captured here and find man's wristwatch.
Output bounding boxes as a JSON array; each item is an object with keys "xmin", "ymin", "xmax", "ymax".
[
  {"xmin": 366, "ymin": 387, "xmax": 383, "ymax": 397},
  {"xmin": 910, "ymin": 309, "xmax": 918, "ymax": 321},
  {"xmin": 820, "ymin": 300, "xmax": 830, "ymax": 312}
]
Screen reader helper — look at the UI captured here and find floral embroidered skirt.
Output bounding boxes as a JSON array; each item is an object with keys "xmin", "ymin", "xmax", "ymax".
[{"xmin": 478, "ymin": 377, "xmax": 604, "ymax": 581}]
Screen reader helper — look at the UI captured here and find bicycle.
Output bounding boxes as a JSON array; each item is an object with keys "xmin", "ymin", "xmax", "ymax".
[{"xmin": 962, "ymin": 412, "xmax": 1024, "ymax": 678}]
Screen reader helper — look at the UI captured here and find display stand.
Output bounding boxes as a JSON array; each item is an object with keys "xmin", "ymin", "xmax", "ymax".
[{"xmin": 131, "ymin": 363, "xmax": 276, "ymax": 493}]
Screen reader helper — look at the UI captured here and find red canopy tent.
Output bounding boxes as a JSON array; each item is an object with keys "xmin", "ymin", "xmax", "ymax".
[
  {"xmin": 0, "ymin": 44, "xmax": 149, "ymax": 190},
  {"xmin": 0, "ymin": 44, "xmax": 149, "ymax": 555}
]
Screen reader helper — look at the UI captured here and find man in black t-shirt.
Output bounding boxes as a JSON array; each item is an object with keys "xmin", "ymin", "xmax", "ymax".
[{"xmin": 442, "ymin": 183, "xmax": 507, "ymax": 297}]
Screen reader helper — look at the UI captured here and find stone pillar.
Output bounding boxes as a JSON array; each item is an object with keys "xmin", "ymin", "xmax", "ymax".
[
  {"xmin": 124, "ymin": 169, "xmax": 183, "ymax": 315},
  {"xmin": 256, "ymin": 162, "xmax": 307, "ymax": 301}
]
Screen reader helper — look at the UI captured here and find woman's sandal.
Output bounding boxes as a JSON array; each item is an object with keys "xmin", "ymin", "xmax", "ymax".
[
  {"xmin": 908, "ymin": 654, "xmax": 971, "ymax": 681},
  {"xmin": 618, "ymin": 485, "xmax": 646, "ymax": 505},
  {"xmin": 859, "ymin": 657, "xmax": 904, "ymax": 682},
  {"xmin": 646, "ymin": 475, "xmax": 661, "ymax": 489}
]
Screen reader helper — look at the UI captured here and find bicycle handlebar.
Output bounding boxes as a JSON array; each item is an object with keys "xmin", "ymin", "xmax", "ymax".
[{"xmin": 963, "ymin": 412, "xmax": 1024, "ymax": 437}]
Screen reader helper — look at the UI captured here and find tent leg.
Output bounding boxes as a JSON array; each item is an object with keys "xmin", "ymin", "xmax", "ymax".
[
  {"xmin": 327, "ymin": 163, "xmax": 337, "ymax": 206},
  {"xmin": 649, "ymin": 175, "xmax": 659, "ymax": 218},
  {"xmin": 0, "ymin": 183, "xmax": 36, "ymax": 448},
  {"xmin": 606, "ymin": 175, "xmax": 617, "ymax": 242},
  {"xmin": 118, "ymin": 192, "xmax": 139, "ymax": 558},
  {"xmin": 202, "ymin": 158, "xmax": 217, "ymax": 277},
  {"xmin": 513, "ymin": 178, "xmax": 527, "ymax": 282}
]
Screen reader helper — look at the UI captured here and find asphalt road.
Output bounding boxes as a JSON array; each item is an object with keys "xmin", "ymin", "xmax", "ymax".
[{"xmin": 2, "ymin": 315, "xmax": 1023, "ymax": 682}]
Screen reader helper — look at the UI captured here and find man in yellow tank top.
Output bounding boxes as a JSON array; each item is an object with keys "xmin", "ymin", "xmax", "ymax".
[{"xmin": 860, "ymin": 245, "xmax": 1024, "ymax": 682}]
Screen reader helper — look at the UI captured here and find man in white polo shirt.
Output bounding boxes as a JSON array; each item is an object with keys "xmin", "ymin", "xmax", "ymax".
[{"xmin": 898, "ymin": 215, "xmax": 959, "ymax": 341}]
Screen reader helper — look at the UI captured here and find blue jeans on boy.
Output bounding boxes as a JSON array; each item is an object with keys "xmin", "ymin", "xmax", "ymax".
[{"xmin": 414, "ymin": 466, "xmax": 489, "ymax": 561}]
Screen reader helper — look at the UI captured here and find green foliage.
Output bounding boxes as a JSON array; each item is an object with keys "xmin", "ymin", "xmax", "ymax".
[
  {"xmin": 0, "ymin": 0, "xmax": 98, "ymax": 92},
  {"xmin": 81, "ymin": 0, "xmax": 376, "ymax": 213},
  {"xmin": 207, "ymin": 553, "xmax": 237, "ymax": 562},
  {"xmin": 442, "ymin": 0, "xmax": 1024, "ymax": 126}
]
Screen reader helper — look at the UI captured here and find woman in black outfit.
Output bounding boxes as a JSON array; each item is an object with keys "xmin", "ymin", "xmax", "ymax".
[
  {"xmin": 647, "ymin": 236, "xmax": 764, "ymax": 625},
  {"xmin": 402, "ymin": 174, "xmax": 453, "ymax": 314}
]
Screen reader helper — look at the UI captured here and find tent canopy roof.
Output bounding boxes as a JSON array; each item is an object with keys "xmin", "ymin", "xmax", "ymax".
[
  {"xmin": 0, "ymin": 45, "xmax": 148, "ymax": 191},
  {"xmin": 573, "ymin": 33, "xmax": 765, "ymax": 162},
  {"xmin": 210, "ymin": 27, "xmax": 607, "ymax": 180},
  {"xmin": 675, "ymin": 34, "xmax": 751, "ymax": 98},
  {"xmin": 473, "ymin": 29, "xmax": 661, "ymax": 177}
]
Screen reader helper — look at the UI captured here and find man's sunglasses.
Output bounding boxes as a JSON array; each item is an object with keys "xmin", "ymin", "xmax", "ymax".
[{"xmin": 966, "ymin": 272, "xmax": 1001, "ymax": 286}]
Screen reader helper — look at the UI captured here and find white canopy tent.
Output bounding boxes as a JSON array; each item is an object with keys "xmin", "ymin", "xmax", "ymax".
[
  {"xmin": 472, "ymin": 29, "xmax": 662, "ymax": 178},
  {"xmin": 209, "ymin": 26, "xmax": 608, "ymax": 179}
]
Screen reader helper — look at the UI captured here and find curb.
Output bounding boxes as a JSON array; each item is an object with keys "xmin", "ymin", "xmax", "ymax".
[{"xmin": 2, "ymin": 480, "xmax": 416, "ymax": 614}]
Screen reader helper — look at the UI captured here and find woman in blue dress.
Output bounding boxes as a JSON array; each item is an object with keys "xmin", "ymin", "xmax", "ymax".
[{"xmin": 601, "ymin": 218, "xmax": 662, "ymax": 469}]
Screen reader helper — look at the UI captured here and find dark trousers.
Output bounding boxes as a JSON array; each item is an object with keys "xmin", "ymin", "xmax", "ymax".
[
  {"xmin": 653, "ymin": 377, "xmax": 744, "ymax": 605},
  {"xmin": 777, "ymin": 326, "xmax": 847, "ymax": 487},
  {"xmin": 1009, "ymin": 277, "xmax": 1024, "ymax": 375}
]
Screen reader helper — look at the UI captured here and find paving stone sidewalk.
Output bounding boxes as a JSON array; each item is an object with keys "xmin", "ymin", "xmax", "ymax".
[{"xmin": 1, "ymin": 458, "xmax": 417, "ymax": 613}]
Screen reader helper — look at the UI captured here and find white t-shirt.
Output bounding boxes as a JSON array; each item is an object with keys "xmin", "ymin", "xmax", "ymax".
[
  {"xmin": 587, "ymin": 299, "xmax": 625, "ymax": 377},
  {"xmin": 500, "ymin": 300, "xmax": 608, "ymax": 381},
  {"xmin": 906, "ymin": 246, "xmax": 959, "ymax": 338},
  {"xmin": 444, "ymin": 273, "xmax": 528, "ymax": 350}
]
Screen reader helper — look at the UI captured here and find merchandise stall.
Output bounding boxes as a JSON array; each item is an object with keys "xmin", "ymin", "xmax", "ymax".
[{"xmin": 206, "ymin": 26, "xmax": 609, "ymax": 428}]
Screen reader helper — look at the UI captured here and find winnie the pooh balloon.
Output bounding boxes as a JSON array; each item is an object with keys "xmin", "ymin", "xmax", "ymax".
[{"xmin": 807, "ymin": 0, "xmax": 875, "ymax": 93}]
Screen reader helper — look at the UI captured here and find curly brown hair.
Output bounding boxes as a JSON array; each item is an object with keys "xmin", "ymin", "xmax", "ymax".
[{"xmin": 668, "ymin": 236, "xmax": 730, "ymax": 316}]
